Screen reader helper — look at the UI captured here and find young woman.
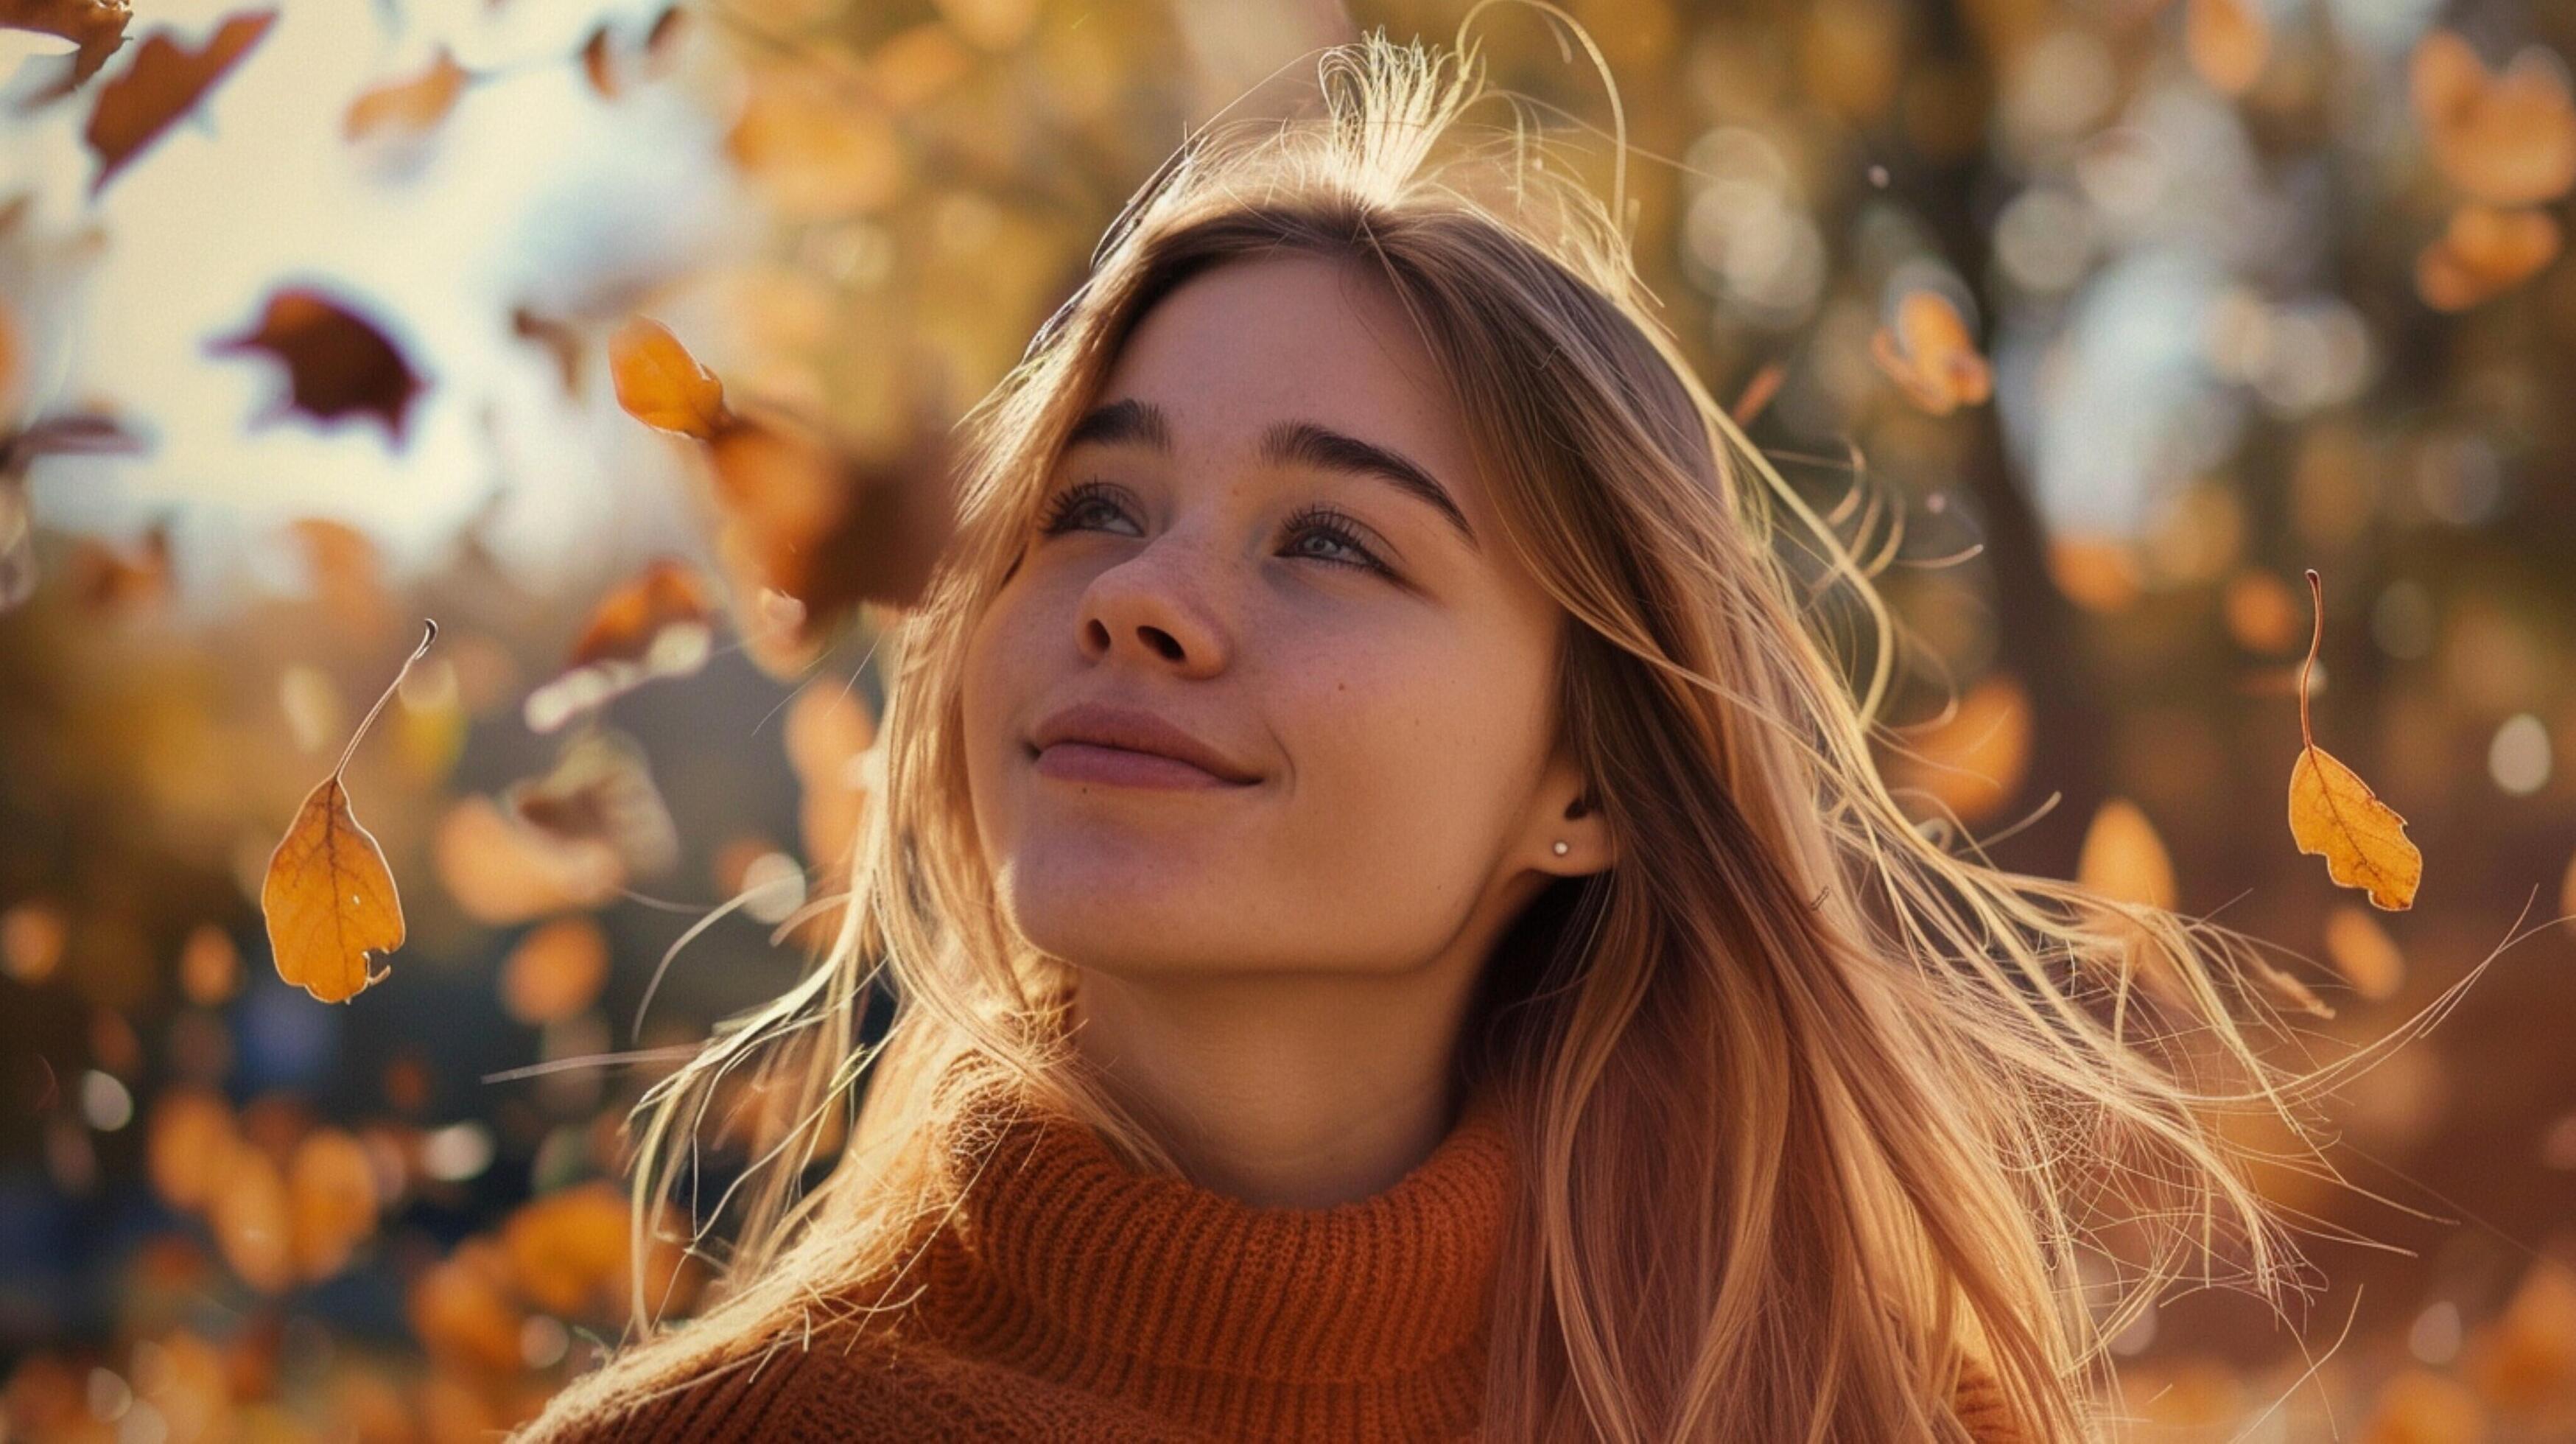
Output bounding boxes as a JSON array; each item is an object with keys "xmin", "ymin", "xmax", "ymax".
[{"xmin": 514, "ymin": 32, "xmax": 2335, "ymax": 1443}]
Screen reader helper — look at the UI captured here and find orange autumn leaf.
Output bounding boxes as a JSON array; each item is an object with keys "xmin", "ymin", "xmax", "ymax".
[
  {"xmin": 2184, "ymin": 0, "xmax": 2269, "ymax": 97},
  {"xmin": 262, "ymin": 621, "xmax": 437, "ymax": 1003},
  {"xmin": 2410, "ymin": 29, "xmax": 2576, "ymax": 208},
  {"xmin": 1, "ymin": 0, "xmax": 132, "ymax": 88},
  {"xmin": 1868, "ymin": 290, "xmax": 1991, "ymax": 416},
  {"xmin": 343, "ymin": 45, "xmax": 470, "ymax": 142},
  {"xmin": 2287, "ymin": 571, "xmax": 2421, "ymax": 910},
  {"xmin": 522, "ymin": 557, "xmax": 715, "ymax": 732},
  {"xmin": 82, "ymin": 9, "xmax": 276, "ymax": 194},
  {"xmin": 609, "ymin": 317, "xmax": 730, "ymax": 438},
  {"xmin": 2415, "ymin": 204, "xmax": 2563, "ymax": 311}
]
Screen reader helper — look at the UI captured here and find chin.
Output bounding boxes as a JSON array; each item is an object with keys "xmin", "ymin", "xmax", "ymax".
[{"xmin": 999, "ymin": 853, "xmax": 1238, "ymax": 972}]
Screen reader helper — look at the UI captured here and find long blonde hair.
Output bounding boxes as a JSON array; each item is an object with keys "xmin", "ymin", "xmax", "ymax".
[{"xmin": 533, "ymin": 32, "xmax": 2392, "ymax": 1442}]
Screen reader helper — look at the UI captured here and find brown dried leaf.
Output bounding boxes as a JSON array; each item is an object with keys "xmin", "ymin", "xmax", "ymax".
[
  {"xmin": 506, "ymin": 729, "xmax": 678, "ymax": 880},
  {"xmin": 704, "ymin": 396, "xmax": 954, "ymax": 667},
  {"xmin": 209, "ymin": 289, "xmax": 427, "ymax": 444},
  {"xmin": 83, "ymin": 9, "xmax": 276, "ymax": 194},
  {"xmin": 262, "ymin": 623, "xmax": 436, "ymax": 1003},
  {"xmin": 344, "ymin": 45, "xmax": 470, "ymax": 142},
  {"xmin": 0, "ymin": 0, "xmax": 133, "ymax": 88}
]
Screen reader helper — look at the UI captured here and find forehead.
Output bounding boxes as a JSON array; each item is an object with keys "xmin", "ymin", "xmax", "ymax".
[{"xmin": 1093, "ymin": 255, "xmax": 1487, "ymax": 508}]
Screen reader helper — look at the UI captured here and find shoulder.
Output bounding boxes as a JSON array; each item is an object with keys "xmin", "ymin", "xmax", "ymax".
[{"xmin": 509, "ymin": 1325, "xmax": 1207, "ymax": 1443}]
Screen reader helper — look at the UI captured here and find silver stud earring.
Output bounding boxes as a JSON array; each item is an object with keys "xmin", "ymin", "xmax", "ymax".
[{"xmin": 1551, "ymin": 840, "xmax": 1570, "ymax": 856}]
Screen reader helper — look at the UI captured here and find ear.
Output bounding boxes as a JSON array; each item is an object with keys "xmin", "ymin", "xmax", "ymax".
[{"xmin": 1530, "ymin": 746, "xmax": 1615, "ymax": 876}]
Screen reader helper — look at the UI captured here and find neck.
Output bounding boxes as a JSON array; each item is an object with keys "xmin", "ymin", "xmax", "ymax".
[{"xmin": 1064, "ymin": 964, "xmax": 1481, "ymax": 1208}]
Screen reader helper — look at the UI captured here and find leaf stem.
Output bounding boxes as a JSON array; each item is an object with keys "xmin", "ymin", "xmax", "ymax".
[
  {"xmin": 2298, "ymin": 569, "xmax": 2323, "ymax": 752},
  {"xmin": 333, "ymin": 619, "xmax": 439, "ymax": 779}
]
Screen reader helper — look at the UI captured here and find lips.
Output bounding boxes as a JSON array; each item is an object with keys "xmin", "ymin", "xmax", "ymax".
[{"xmin": 1028, "ymin": 701, "xmax": 1260, "ymax": 787}]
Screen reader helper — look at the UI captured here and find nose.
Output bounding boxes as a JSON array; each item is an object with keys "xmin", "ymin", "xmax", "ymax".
[{"xmin": 1074, "ymin": 539, "xmax": 1230, "ymax": 677}]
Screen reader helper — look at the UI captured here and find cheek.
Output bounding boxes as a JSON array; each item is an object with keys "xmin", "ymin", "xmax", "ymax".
[{"xmin": 1269, "ymin": 620, "xmax": 1551, "ymax": 879}]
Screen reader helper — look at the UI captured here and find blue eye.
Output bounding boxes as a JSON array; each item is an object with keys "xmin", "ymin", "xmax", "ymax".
[{"xmin": 1031, "ymin": 482, "xmax": 1393, "ymax": 578}]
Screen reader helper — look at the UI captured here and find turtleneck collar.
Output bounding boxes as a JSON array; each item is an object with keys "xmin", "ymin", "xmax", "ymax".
[{"xmin": 902, "ymin": 1051, "xmax": 1518, "ymax": 1437}]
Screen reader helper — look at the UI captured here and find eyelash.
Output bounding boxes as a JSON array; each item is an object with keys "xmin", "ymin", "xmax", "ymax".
[{"xmin": 1035, "ymin": 479, "xmax": 1391, "ymax": 575}]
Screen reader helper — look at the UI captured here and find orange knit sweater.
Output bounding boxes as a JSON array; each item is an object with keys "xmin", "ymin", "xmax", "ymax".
[{"xmin": 514, "ymin": 1065, "xmax": 2032, "ymax": 1442}]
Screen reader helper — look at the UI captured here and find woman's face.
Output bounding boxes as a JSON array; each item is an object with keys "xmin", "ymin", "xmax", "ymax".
[{"xmin": 961, "ymin": 253, "xmax": 1595, "ymax": 983}]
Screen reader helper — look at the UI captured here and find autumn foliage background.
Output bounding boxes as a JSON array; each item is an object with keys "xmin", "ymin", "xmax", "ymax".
[{"xmin": 3, "ymin": 0, "xmax": 2575, "ymax": 1439}]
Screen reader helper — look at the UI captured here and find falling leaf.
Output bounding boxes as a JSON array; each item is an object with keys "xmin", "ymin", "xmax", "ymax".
[
  {"xmin": 261, "ymin": 621, "xmax": 438, "ymax": 1003},
  {"xmin": 2415, "ymin": 204, "xmax": 2563, "ymax": 311},
  {"xmin": 608, "ymin": 316, "xmax": 729, "ymax": 438},
  {"xmin": 506, "ymin": 728, "xmax": 679, "ymax": 879},
  {"xmin": 0, "ymin": 0, "xmax": 130, "ymax": 87},
  {"xmin": 208, "ymin": 289, "xmax": 427, "ymax": 444},
  {"xmin": 522, "ymin": 557, "xmax": 715, "ymax": 733},
  {"xmin": 499, "ymin": 914, "xmax": 610, "ymax": 1026},
  {"xmin": 432, "ymin": 796, "xmax": 624, "ymax": 926},
  {"xmin": 2183, "ymin": 0, "xmax": 2269, "ymax": 97},
  {"xmin": 2287, "ymin": 570, "xmax": 2421, "ymax": 910},
  {"xmin": 703, "ymin": 396, "xmax": 955, "ymax": 666},
  {"xmin": 82, "ymin": 9, "xmax": 276, "ymax": 194},
  {"xmin": 2410, "ymin": 29, "xmax": 2576, "ymax": 208},
  {"xmin": 1868, "ymin": 289, "xmax": 1991, "ymax": 415},
  {"xmin": 343, "ymin": 45, "xmax": 470, "ymax": 142}
]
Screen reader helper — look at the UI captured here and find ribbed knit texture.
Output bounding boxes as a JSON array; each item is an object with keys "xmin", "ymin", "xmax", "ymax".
[{"xmin": 514, "ymin": 1060, "xmax": 2034, "ymax": 1442}]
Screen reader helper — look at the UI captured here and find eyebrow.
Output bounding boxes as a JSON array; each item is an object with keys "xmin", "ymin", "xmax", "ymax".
[{"xmin": 1062, "ymin": 397, "xmax": 1477, "ymax": 550}]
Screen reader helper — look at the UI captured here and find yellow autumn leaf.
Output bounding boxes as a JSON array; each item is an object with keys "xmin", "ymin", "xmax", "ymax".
[
  {"xmin": 2287, "ymin": 571, "xmax": 2421, "ymax": 910},
  {"xmin": 610, "ymin": 316, "xmax": 731, "ymax": 438},
  {"xmin": 262, "ymin": 620, "xmax": 437, "ymax": 1003}
]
